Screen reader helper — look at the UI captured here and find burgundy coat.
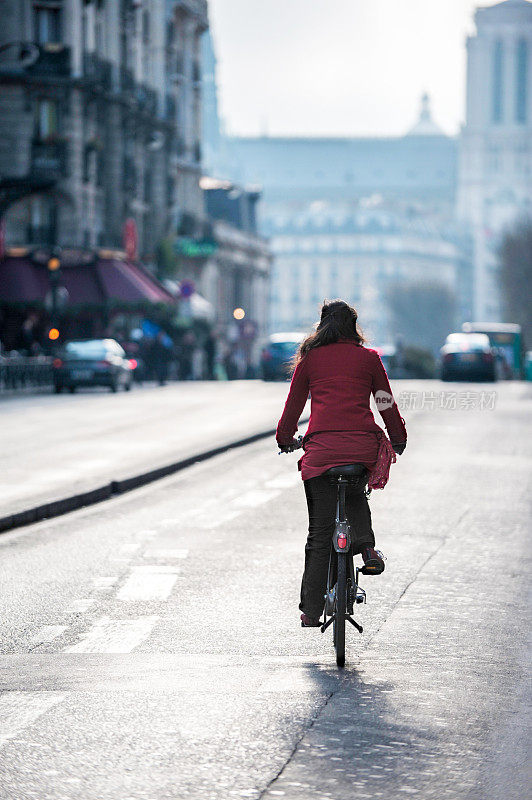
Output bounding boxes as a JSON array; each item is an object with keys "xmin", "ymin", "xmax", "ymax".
[{"xmin": 276, "ymin": 342, "xmax": 406, "ymax": 478}]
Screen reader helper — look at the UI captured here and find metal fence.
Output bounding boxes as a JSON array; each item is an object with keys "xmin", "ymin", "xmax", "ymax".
[{"xmin": 0, "ymin": 356, "xmax": 54, "ymax": 394}]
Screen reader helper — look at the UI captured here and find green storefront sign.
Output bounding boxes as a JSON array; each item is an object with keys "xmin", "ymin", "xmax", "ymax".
[{"xmin": 173, "ymin": 238, "xmax": 218, "ymax": 258}]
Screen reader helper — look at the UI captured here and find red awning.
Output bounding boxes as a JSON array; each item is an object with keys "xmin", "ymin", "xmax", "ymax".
[{"xmin": 0, "ymin": 252, "xmax": 175, "ymax": 306}]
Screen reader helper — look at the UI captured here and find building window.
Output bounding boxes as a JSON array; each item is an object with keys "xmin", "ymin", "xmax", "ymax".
[
  {"xmin": 33, "ymin": 4, "xmax": 62, "ymax": 44},
  {"xmin": 516, "ymin": 39, "xmax": 528, "ymax": 124},
  {"xmin": 492, "ymin": 39, "xmax": 504, "ymax": 123},
  {"xmin": 34, "ymin": 99, "xmax": 58, "ymax": 140}
]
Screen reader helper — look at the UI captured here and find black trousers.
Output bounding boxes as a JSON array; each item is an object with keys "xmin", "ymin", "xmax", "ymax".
[{"xmin": 299, "ymin": 474, "xmax": 375, "ymax": 619}]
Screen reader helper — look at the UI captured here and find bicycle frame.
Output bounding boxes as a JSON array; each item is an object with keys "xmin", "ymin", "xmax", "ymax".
[{"xmin": 321, "ymin": 476, "xmax": 365, "ymax": 666}]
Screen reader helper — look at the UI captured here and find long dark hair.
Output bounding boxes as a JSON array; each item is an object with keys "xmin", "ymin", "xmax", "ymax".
[{"xmin": 292, "ymin": 299, "xmax": 366, "ymax": 369}]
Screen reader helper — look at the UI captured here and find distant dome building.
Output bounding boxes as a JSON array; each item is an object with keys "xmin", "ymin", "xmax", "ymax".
[
  {"xmin": 407, "ymin": 93, "xmax": 446, "ymax": 137},
  {"xmin": 224, "ymin": 95, "xmax": 468, "ymax": 344}
]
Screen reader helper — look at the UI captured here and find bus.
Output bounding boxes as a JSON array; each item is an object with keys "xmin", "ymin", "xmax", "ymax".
[{"xmin": 462, "ymin": 322, "xmax": 523, "ymax": 378}]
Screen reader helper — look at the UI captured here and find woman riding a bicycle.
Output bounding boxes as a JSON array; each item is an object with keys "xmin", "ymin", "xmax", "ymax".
[{"xmin": 276, "ymin": 300, "xmax": 407, "ymax": 627}]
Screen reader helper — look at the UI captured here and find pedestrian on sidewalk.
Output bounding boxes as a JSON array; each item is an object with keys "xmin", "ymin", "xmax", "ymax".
[
  {"xmin": 149, "ymin": 331, "xmax": 173, "ymax": 386},
  {"xmin": 276, "ymin": 299, "xmax": 407, "ymax": 627}
]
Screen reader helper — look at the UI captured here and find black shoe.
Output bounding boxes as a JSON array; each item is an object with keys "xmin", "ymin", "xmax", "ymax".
[
  {"xmin": 300, "ymin": 613, "xmax": 321, "ymax": 627},
  {"xmin": 361, "ymin": 547, "xmax": 385, "ymax": 575}
]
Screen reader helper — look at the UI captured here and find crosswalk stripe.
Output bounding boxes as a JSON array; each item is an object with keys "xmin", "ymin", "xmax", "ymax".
[
  {"xmin": 116, "ymin": 567, "xmax": 179, "ymax": 601},
  {"xmin": 64, "ymin": 615, "xmax": 159, "ymax": 653},
  {"xmin": 29, "ymin": 625, "xmax": 68, "ymax": 646}
]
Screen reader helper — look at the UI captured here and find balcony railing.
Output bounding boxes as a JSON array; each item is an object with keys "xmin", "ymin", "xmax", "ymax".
[
  {"xmin": 30, "ymin": 139, "xmax": 67, "ymax": 178},
  {"xmin": 82, "ymin": 52, "xmax": 112, "ymax": 90},
  {"xmin": 26, "ymin": 44, "xmax": 71, "ymax": 78}
]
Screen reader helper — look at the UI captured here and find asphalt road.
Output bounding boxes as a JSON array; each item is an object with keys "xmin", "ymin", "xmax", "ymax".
[
  {"xmin": 0, "ymin": 380, "xmax": 530, "ymax": 799},
  {"xmin": 0, "ymin": 381, "xmax": 309, "ymax": 520}
]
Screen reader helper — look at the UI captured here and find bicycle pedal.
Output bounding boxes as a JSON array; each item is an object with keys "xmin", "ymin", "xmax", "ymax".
[{"xmin": 360, "ymin": 564, "xmax": 384, "ymax": 576}]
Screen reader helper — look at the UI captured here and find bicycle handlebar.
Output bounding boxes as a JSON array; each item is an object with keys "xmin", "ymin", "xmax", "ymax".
[{"xmin": 278, "ymin": 435, "xmax": 304, "ymax": 454}]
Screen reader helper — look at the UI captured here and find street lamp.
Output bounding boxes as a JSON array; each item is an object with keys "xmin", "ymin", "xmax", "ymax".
[{"xmin": 46, "ymin": 251, "xmax": 62, "ymax": 347}]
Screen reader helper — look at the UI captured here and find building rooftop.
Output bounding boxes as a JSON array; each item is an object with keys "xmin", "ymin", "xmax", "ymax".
[{"xmin": 227, "ymin": 129, "xmax": 457, "ymax": 203}]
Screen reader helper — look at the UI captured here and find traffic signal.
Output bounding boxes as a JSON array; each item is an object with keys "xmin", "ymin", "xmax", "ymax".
[
  {"xmin": 48, "ymin": 327, "xmax": 60, "ymax": 341},
  {"xmin": 47, "ymin": 256, "xmax": 60, "ymax": 272}
]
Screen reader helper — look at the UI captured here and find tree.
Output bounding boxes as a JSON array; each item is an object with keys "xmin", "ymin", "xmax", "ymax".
[
  {"xmin": 384, "ymin": 279, "xmax": 457, "ymax": 354},
  {"xmin": 499, "ymin": 219, "xmax": 532, "ymax": 346}
]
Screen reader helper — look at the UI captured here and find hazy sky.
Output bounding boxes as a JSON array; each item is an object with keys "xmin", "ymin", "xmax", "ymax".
[{"xmin": 208, "ymin": 0, "xmax": 503, "ymax": 138}]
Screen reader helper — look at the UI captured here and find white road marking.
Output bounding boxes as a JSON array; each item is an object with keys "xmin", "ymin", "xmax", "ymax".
[
  {"xmin": 116, "ymin": 566, "xmax": 179, "ymax": 601},
  {"xmin": 0, "ymin": 692, "xmax": 65, "ymax": 747},
  {"xmin": 64, "ymin": 615, "xmax": 159, "ymax": 653},
  {"xmin": 93, "ymin": 576, "xmax": 119, "ymax": 590},
  {"xmin": 65, "ymin": 598, "xmax": 95, "ymax": 613},
  {"xmin": 232, "ymin": 489, "xmax": 279, "ymax": 508},
  {"xmin": 29, "ymin": 625, "xmax": 68, "ymax": 646},
  {"xmin": 130, "ymin": 565, "xmax": 180, "ymax": 573},
  {"xmin": 143, "ymin": 549, "xmax": 188, "ymax": 559}
]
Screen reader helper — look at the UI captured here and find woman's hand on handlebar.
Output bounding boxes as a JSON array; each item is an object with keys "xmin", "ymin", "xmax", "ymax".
[
  {"xmin": 278, "ymin": 436, "xmax": 303, "ymax": 454},
  {"xmin": 392, "ymin": 441, "xmax": 406, "ymax": 455}
]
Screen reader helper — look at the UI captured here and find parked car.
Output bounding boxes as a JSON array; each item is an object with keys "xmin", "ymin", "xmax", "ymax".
[
  {"xmin": 53, "ymin": 339, "xmax": 133, "ymax": 393},
  {"xmin": 440, "ymin": 333, "xmax": 496, "ymax": 382},
  {"xmin": 260, "ymin": 332, "xmax": 305, "ymax": 381}
]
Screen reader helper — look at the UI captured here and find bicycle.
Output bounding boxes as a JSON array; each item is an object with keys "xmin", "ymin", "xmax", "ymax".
[
  {"xmin": 321, "ymin": 463, "xmax": 369, "ymax": 667},
  {"xmin": 279, "ymin": 438, "xmax": 370, "ymax": 668}
]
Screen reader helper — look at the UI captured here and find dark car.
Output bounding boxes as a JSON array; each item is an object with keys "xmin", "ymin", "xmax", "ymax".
[
  {"xmin": 261, "ymin": 332, "xmax": 305, "ymax": 381},
  {"xmin": 440, "ymin": 333, "xmax": 496, "ymax": 382},
  {"xmin": 53, "ymin": 339, "xmax": 133, "ymax": 393}
]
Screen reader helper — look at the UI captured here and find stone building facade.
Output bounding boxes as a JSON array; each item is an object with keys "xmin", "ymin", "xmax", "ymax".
[
  {"xmin": 200, "ymin": 179, "xmax": 272, "ymax": 361},
  {"xmin": 263, "ymin": 202, "xmax": 464, "ymax": 344},
  {"xmin": 0, "ymin": 0, "xmax": 208, "ymax": 267},
  {"xmin": 227, "ymin": 97, "xmax": 469, "ymax": 346},
  {"xmin": 457, "ymin": 0, "xmax": 532, "ymax": 321}
]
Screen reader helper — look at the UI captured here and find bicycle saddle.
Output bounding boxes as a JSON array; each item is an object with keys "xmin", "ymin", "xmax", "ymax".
[{"xmin": 325, "ymin": 463, "xmax": 367, "ymax": 482}]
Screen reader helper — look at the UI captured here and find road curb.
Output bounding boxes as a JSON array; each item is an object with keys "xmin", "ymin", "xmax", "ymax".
[{"xmin": 0, "ymin": 423, "xmax": 301, "ymax": 534}]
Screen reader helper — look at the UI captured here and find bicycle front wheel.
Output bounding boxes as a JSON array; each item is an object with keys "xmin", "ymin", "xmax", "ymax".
[{"xmin": 334, "ymin": 553, "xmax": 347, "ymax": 667}]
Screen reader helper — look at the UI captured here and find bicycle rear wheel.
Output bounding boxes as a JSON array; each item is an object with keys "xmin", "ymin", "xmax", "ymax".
[{"xmin": 334, "ymin": 553, "xmax": 347, "ymax": 667}]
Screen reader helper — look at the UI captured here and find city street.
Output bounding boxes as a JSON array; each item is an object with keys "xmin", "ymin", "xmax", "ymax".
[
  {"xmin": 0, "ymin": 381, "xmax": 309, "ymax": 524},
  {"xmin": 0, "ymin": 380, "xmax": 530, "ymax": 799}
]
